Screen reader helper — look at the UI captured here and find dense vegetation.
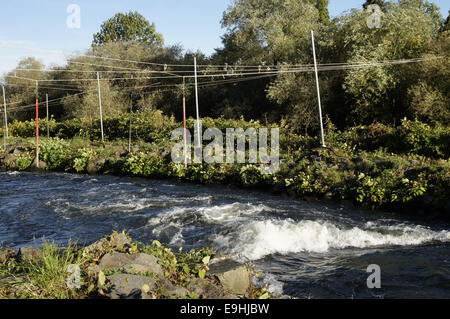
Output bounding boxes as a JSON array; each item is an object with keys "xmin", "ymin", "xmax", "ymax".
[
  {"xmin": 1, "ymin": 0, "xmax": 448, "ymax": 132},
  {"xmin": 0, "ymin": 0, "xmax": 449, "ymax": 216},
  {"xmin": 1, "ymin": 112, "xmax": 449, "ymax": 217}
]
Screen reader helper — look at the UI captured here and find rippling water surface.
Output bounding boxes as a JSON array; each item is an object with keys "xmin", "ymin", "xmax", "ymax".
[{"xmin": 0, "ymin": 172, "xmax": 449, "ymax": 298}]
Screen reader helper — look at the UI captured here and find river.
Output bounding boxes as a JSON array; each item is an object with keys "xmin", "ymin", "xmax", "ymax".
[{"xmin": 0, "ymin": 171, "xmax": 449, "ymax": 298}]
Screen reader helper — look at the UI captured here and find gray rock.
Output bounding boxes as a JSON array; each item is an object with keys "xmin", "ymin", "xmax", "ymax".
[
  {"xmin": 208, "ymin": 259, "xmax": 249, "ymax": 295},
  {"xmin": 12, "ymin": 147, "xmax": 27, "ymax": 155},
  {"xmin": 87, "ymin": 265, "xmax": 100, "ymax": 277},
  {"xmin": 4, "ymin": 154, "xmax": 18, "ymax": 169},
  {"xmin": 99, "ymin": 252, "xmax": 164, "ymax": 278},
  {"xmin": 28, "ymin": 158, "xmax": 46, "ymax": 171},
  {"xmin": 18, "ymin": 247, "xmax": 41, "ymax": 263},
  {"xmin": 87, "ymin": 158, "xmax": 106, "ymax": 175},
  {"xmin": 160, "ymin": 279, "xmax": 189, "ymax": 298},
  {"xmin": 83, "ymin": 232, "xmax": 131, "ymax": 255},
  {"xmin": 187, "ymin": 278, "xmax": 238, "ymax": 299},
  {"xmin": 105, "ymin": 274, "xmax": 157, "ymax": 299}
]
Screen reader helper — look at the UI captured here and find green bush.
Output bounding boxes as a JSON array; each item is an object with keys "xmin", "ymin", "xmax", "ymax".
[
  {"xmin": 15, "ymin": 153, "xmax": 33, "ymax": 171},
  {"xmin": 39, "ymin": 138, "xmax": 71, "ymax": 171}
]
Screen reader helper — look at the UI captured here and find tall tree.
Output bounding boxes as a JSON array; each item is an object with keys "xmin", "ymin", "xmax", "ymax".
[
  {"xmin": 92, "ymin": 11, "xmax": 163, "ymax": 47},
  {"xmin": 327, "ymin": 0, "xmax": 442, "ymax": 125},
  {"xmin": 4, "ymin": 57, "xmax": 47, "ymax": 121},
  {"xmin": 363, "ymin": 0, "xmax": 385, "ymax": 10},
  {"xmin": 219, "ymin": 0, "xmax": 324, "ymax": 129},
  {"xmin": 309, "ymin": 0, "xmax": 330, "ymax": 23},
  {"xmin": 443, "ymin": 10, "xmax": 450, "ymax": 31}
]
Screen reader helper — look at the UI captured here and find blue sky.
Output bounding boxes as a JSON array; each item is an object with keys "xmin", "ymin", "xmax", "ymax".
[{"xmin": 0, "ymin": 0, "xmax": 449, "ymax": 73}]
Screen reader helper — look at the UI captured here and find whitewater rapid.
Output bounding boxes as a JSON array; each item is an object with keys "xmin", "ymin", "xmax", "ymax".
[{"xmin": 1, "ymin": 172, "xmax": 449, "ymax": 298}]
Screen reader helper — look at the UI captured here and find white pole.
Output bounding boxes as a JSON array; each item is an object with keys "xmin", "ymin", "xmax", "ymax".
[
  {"xmin": 182, "ymin": 76, "xmax": 188, "ymax": 167},
  {"xmin": 128, "ymin": 94, "xmax": 133, "ymax": 153},
  {"xmin": 194, "ymin": 57, "xmax": 201, "ymax": 149},
  {"xmin": 311, "ymin": 30, "xmax": 326, "ymax": 148},
  {"xmin": 97, "ymin": 72, "xmax": 104, "ymax": 143},
  {"xmin": 2, "ymin": 85, "xmax": 8, "ymax": 139},
  {"xmin": 46, "ymin": 93, "xmax": 49, "ymax": 138}
]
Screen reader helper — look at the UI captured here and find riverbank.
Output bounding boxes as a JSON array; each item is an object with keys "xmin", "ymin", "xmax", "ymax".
[
  {"xmin": 0, "ymin": 114, "xmax": 449, "ymax": 219},
  {"xmin": 0, "ymin": 231, "xmax": 272, "ymax": 299}
]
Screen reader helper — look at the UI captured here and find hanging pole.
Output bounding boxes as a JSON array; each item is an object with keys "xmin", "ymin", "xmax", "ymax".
[
  {"xmin": 97, "ymin": 72, "xmax": 104, "ymax": 143},
  {"xmin": 46, "ymin": 93, "xmax": 49, "ymax": 138},
  {"xmin": 2, "ymin": 85, "xmax": 8, "ymax": 139},
  {"xmin": 194, "ymin": 57, "xmax": 201, "ymax": 150},
  {"xmin": 128, "ymin": 93, "xmax": 133, "ymax": 153},
  {"xmin": 311, "ymin": 30, "xmax": 326, "ymax": 148},
  {"xmin": 35, "ymin": 81, "xmax": 40, "ymax": 168},
  {"xmin": 182, "ymin": 76, "xmax": 188, "ymax": 167}
]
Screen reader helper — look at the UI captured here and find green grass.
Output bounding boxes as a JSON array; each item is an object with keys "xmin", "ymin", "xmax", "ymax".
[{"xmin": 0, "ymin": 242, "xmax": 88, "ymax": 299}]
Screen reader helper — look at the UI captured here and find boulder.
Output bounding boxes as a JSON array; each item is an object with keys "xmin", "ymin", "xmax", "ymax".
[
  {"xmin": 4, "ymin": 154, "xmax": 18, "ymax": 170},
  {"xmin": 160, "ymin": 279, "xmax": 189, "ymax": 298},
  {"xmin": 187, "ymin": 278, "xmax": 238, "ymax": 299},
  {"xmin": 12, "ymin": 147, "xmax": 28, "ymax": 155},
  {"xmin": 87, "ymin": 265, "xmax": 100, "ymax": 277},
  {"xmin": 208, "ymin": 259, "xmax": 249, "ymax": 295},
  {"xmin": 105, "ymin": 274, "xmax": 157, "ymax": 299},
  {"xmin": 99, "ymin": 252, "xmax": 164, "ymax": 279},
  {"xmin": 83, "ymin": 232, "xmax": 131, "ymax": 255},
  {"xmin": 28, "ymin": 158, "xmax": 46, "ymax": 171},
  {"xmin": 18, "ymin": 247, "xmax": 41, "ymax": 263},
  {"xmin": 87, "ymin": 158, "xmax": 106, "ymax": 175}
]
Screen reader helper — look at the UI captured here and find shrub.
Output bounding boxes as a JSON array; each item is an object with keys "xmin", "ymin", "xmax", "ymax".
[
  {"xmin": 15, "ymin": 153, "xmax": 33, "ymax": 171},
  {"xmin": 39, "ymin": 138, "xmax": 71, "ymax": 170}
]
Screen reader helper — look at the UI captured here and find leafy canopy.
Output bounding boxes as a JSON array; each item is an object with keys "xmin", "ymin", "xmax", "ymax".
[{"xmin": 92, "ymin": 11, "xmax": 163, "ymax": 47}]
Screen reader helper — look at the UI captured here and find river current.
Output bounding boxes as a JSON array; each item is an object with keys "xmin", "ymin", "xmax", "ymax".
[{"xmin": 0, "ymin": 171, "xmax": 449, "ymax": 298}]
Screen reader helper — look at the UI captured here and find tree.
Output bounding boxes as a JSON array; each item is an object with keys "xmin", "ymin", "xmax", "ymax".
[
  {"xmin": 363, "ymin": 0, "xmax": 385, "ymax": 10},
  {"xmin": 325, "ymin": 0, "xmax": 442, "ymax": 125},
  {"xmin": 3, "ymin": 57, "xmax": 47, "ymax": 121},
  {"xmin": 218, "ymin": 0, "xmax": 327, "ymax": 129},
  {"xmin": 221, "ymin": 0, "xmax": 321, "ymax": 65},
  {"xmin": 443, "ymin": 10, "xmax": 450, "ymax": 31},
  {"xmin": 92, "ymin": 11, "xmax": 163, "ymax": 47},
  {"xmin": 62, "ymin": 80, "xmax": 129, "ymax": 120},
  {"xmin": 309, "ymin": 0, "xmax": 330, "ymax": 23}
]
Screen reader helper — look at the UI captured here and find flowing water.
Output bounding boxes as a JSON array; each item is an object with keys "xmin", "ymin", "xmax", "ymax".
[{"xmin": 0, "ymin": 171, "xmax": 449, "ymax": 299}]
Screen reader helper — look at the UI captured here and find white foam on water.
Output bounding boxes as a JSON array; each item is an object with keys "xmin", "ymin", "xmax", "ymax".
[
  {"xmin": 253, "ymin": 272, "xmax": 284, "ymax": 297},
  {"xmin": 221, "ymin": 219, "xmax": 450, "ymax": 261},
  {"xmin": 146, "ymin": 202, "xmax": 269, "ymax": 226},
  {"xmin": 197, "ymin": 203, "xmax": 269, "ymax": 223}
]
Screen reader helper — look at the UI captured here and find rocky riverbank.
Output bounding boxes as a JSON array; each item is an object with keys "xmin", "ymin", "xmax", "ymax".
[
  {"xmin": 1, "ymin": 137, "xmax": 449, "ymax": 219},
  {"xmin": 0, "ymin": 231, "xmax": 273, "ymax": 299}
]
